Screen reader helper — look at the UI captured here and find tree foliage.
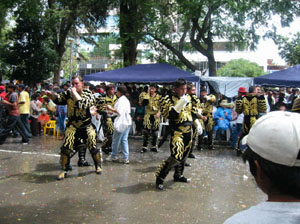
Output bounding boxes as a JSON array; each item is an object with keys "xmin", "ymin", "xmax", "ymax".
[
  {"xmin": 0, "ymin": 0, "xmax": 19, "ymax": 33},
  {"xmin": 118, "ymin": 0, "xmax": 151, "ymax": 67},
  {"xmin": 145, "ymin": 0, "xmax": 300, "ymax": 76},
  {"xmin": 2, "ymin": 0, "xmax": 57, "ymax": 84},
  {"xmin": 275, "ymin": 33, "xmax": 300, "ymax": 66},
  {"xmin": 45, "ymin": 0, "xmax": 113, "ymax": 84},
  {"xmin": 0, "ymin": 0, "xmax": 20, "ymax": 82},
  {"xmin": 217, "ymin": 59, "xmax": 264, "ymax": 77},
  {"xmin": 1, "ymin": 0, "xmax": 300, "ymax": 83},
  {"xmin": 1, "ymin": 0, "xmax": 113, "ymax": 84},
  {"xmin": 90, "ymin": 33, "xmax": 119, "ymax": 58}
]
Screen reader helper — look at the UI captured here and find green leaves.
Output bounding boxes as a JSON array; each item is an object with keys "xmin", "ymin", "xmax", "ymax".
[
  {"xmin": 277, "ymin": 33, "xmax": 300, "ymax": 66},
  {"xmin": 3, "ymin": 0, "xmax": 57, "ymax": 83},
  {"xmin": 217, "ymin": 59, "xmax": 264, "ymax": 77}
]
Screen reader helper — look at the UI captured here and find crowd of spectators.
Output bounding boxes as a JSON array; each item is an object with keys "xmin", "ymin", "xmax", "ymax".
[{"xmin": 0, "ymin": 81, "xmax": 299, "ymax": 148}]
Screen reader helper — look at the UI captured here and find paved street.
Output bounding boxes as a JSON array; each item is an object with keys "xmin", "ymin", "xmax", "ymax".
[{"xmin": 0, "ymin": 135, "xmax": 265, "ymax": 224}]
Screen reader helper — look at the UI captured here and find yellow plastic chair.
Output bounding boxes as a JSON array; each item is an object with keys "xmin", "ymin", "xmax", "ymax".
[{"xmin": 44, "ymin": 120, "xmax": 57, "ymax": 136}]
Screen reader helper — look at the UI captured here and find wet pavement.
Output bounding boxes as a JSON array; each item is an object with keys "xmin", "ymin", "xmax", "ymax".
[{"xmin": 0, "ymin": 135, "xmax": 266, "ymax": 224}]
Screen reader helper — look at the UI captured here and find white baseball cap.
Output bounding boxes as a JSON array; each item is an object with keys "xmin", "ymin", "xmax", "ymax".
[{"xmin": 242, "ymin": 111, "xmax": 300, "ymax": 167}]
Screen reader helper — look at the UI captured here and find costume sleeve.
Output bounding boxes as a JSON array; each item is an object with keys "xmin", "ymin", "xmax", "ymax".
[
  {"xmin": 257, "ymin": 95, "xmax": 267, "ymax": 113},
  {"xmin": 75, "ymin": 90, "xmax": 95, "ymax": 110},
  {"xmin": 202, "ymin": 103, "xmax": 211, "ymax": 116},
  {"xmin": 139, "ymin": 92, "xmax": 150, "ymax": 106},
  {"xmin": 95, "ymin": 96, "xmax": 106, "ymax": 113},
  {"xmin": 235, "ymin": 97, "xmax": 243, "ymax": 114},
  {"xmin": 191, "ymin": 94, "xmax": 200, "ymax": 120},
  {"xmin": 53, "ymin": 90, "xmax": 69, "ymax": 105},
  {"xmin": 157, "ymin": 94, "xmax": 162, "ymax": 112},
  {"xmin": 159, "ymin": 95, "xmax": 172, "ymax": 119}
]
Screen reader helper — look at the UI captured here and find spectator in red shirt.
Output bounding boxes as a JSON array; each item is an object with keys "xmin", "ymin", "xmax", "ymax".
[
  {"xmin": 0, "ymin": 85, "xmax": 6, "ymax": 99},
  {"xmin": 0, "ymin": 84, "xmax": 30, "ymax": 144},
  {"xmin": 38, "ymin": 108, "xmax": 50, "ymax": 130}
]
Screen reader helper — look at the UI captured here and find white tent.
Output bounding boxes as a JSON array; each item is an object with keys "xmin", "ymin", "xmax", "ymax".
[{"xmin": 200, "ymin": 77, "xmax": 253, "ymax": 97}]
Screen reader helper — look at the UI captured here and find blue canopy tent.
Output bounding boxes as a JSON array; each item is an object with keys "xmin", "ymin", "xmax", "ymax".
[
  {"xmin": 83, "ymin": 63, "xmax": 199, "ymax": 83},
  {"xmin": 254, "ymin": 64, "xmax": 300, "ymax": 87}
]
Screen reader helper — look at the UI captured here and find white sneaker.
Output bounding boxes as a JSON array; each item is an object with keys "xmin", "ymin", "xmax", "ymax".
[
  {"xmin": 106, "ymin": 155, "xmax": 118, "ymax": 162},
  {"xmin": 123, "ymin": 158, "xmax": 130, "ymax": 164}
]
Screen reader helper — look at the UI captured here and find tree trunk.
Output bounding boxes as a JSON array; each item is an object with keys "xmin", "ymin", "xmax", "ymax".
[
  {"xmin": 207, "ymin": 53, "xmax": 216, "ymax": 77},
  {"xmin": 123, "ymin": 37, "xmax": 137, "ymax": 66},
  {"xmin": 119, "ymin": 0, "xmax": 138, "ymax": 67},
  {"xmin": 207, "ymin": 41, "xmax": 216, "ymax": 76},
  {"xmin": 53, "ymin": 54, "xmax": 63, "ymax": 85}
]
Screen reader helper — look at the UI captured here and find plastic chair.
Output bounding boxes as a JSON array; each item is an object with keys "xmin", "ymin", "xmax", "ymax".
[
  {"xmin": 158, "ymin": 118, "xmax": 169, "ymax": 139},
  {"xmin": 44, "ymin": 120, "xmax": 57, "ymax": 136}
]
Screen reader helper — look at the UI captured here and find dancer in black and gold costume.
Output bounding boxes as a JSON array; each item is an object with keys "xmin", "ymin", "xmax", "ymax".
[
  {"xmin": 198, "ymin": 90, "xmax": 216, "ymax": 150},
  {"xmin": 97, "ymin": 85, "xmax": 118, "ymax": 154},
  {"xmin": 46, "ymin": 76, "xmax": 102, "ymax": 180},
  {"xmin": 187, "ymin": 84, "xmax": 202, "ymax": 159},
  {"xmin": 139, "ymin": 84, "xmax": 161, "ymax": 153},
  {"xmin": 235, "ymin": 86, "xmax": 267, "ymax": 135},
  {"xmin": 235, "ymin": 86, "xmax": 267, "ymax": 153},
  {"xmin": 156, "ymin": 79, "xmax": 198, "ymax": 190}
]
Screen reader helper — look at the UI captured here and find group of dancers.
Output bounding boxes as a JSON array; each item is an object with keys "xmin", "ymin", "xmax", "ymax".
[{"xmin": 47, "ymin": 76, "xmax": 266, "ymax": 191}]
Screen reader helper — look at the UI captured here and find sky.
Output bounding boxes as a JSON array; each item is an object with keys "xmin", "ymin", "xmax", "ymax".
[{"xmin": 255, "ymin": 17, "xmax": 300, "ymax": 65}]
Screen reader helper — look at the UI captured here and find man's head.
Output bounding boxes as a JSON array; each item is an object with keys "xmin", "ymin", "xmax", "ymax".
[
  {"xmin": 256, "ymin": 86, "xmax": 262, "ymax": 96},
  {"xmin": 200, "ymin": 89, "xmax": 207, "ymax": 99},
  {"xmin": 248, "ymin": 86, "xmax": 257, "ymax": 94},
  {"xmin": 277, "ymin": 103, "xmax": 287, "ymax": 111},
  {"xmin": 7, "ymin": 84, "xmax": 16, "ymax": 93},
  {"xmin": 62, "ymin": 83, "xmax": 68, "ymax": 91},
  {"xmin": 72, "ymin": 76, "xmax": 84, "ymax": 93},
  {"xmin": 149, "ymin": 84, "xmax": 157, "ymax": 95},
  {"xmin": 187, "ymin": 84, "xmax": 196, "ymax": 95},
  {"xmin": 174, "ymin": 78, "xmax": 187, "ymax": 97},
  {"xmin": 18, "ymin": 84, "xmax": 25, "ymax": 92},
  {"xmin": 106, "ymin": 85, "xmax": 115, "ymax": 96},
  {"xmin": 83, "ymin": 82, "xmax": 90, "ymax": 90},
  {"xmin": 116, "ymin": 85, "xmax": 127, "ymax": 97},
  {"xmin": 48, "ymin": 83, "xmax": 54, "ymax": 90},
  {"xmin": 41, "ymin": 108, "xmax": 47, "ymax": 115},
  {"xmin": 238, "ymin": 87, "xmax": 247, "ymax": 97},
  {"xmin": 41, "ymin": 89, "xmax": 46, "ymax": 96},
  {"xmin": 242, "ymin": 111, "xmax": 300, "ymax": 199},
  {"xmin": 143, "ymin": 86, "xmax": 148, "ymax": 93},
  {"xmin": 219, "ymin": 99, "xmax": 229, "ymax": 108}
]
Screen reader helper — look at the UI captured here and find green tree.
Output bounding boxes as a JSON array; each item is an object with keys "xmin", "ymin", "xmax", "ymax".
[
  {"xmin": 274, "ymin": 33, "xmax": 300, "ymax": 66},
  {"xmin": 118, "ymin": 0, "xmax": 150, "ymax": 67},
  {"xmin": 0, "ymin": 25, "xmax": 11, "ymax": 82},
  {"xmin": 45, "ymin": 0, "xmax": 112, "ymax": 84},
  {"xmin": 89, "ymin": 33, "xmax": 119, "ymax": 58},
  {"xmin": 145, "ymin": 0, "xmax": 300, "ymax": 76},
  {"xmin": 217, "ymin": 59, "xmax": 264, "ymax": 77},
  {"xmin": 3, "ymin": 0, "xmax": 57, "ymax": 84},
  {"xmin": 1, "ymin": 0, "xmax": 112, "ymax": 84},
  {"xmin": 0, "ymin": 0, "xmax": 19, "ymax": 33},
  {"xmin": 0, "ymin": 0, "xmax": 20, "ymax": 82},
  {"xmin": 60, "ymin": 41, "xmax": 86, "ymax": 79}
]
